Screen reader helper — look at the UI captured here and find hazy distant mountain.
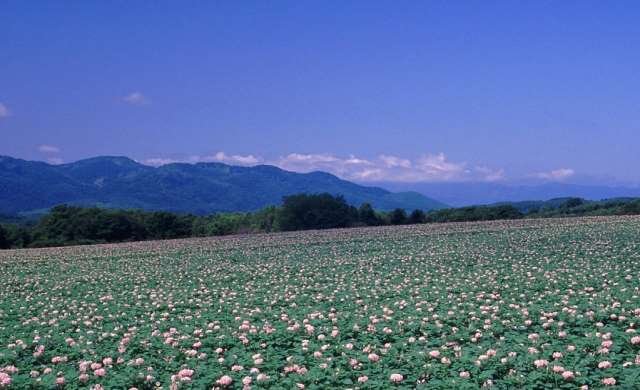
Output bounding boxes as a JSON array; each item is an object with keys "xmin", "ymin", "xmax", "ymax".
[
  {"xmin": 373, "ymin": 181, "xmax": 640, "ymax": 207},
  {"xmin": 0, "ymin": 155, "xmax": 447, "ymax": 215}
]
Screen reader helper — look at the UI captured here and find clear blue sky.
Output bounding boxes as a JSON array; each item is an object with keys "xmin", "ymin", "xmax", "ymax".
[{"xmin": 2, "ymin": 1, "xmax": 639, "ymax": 184}]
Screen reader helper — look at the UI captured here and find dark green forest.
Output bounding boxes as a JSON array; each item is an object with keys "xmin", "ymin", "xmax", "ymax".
[{"xmin": 1, "ymin": 194, "xmax": 640, "ymax": 249}]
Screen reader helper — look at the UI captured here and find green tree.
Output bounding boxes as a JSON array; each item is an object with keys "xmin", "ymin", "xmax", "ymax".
[
  {"xmin": 0, "ymin": 224, "xmax": 9, "ymax": 249},
  {"xmin": 4, "ymin": 225, "xmax": 32, "ymax": 248},
  {"xmin": 358, "ymin": 203, "xmax": 380, "ymax": 226},
  {"xmin": 251, "ymin": 206, "xmax": 279, "ymax": 232},
  {"xmin": 389, "ymin": 208, "xmax": 407, "ymax": 225},
  {"xmin": 408, "ymin": 209, "xmax": 426, "ymax": 224},
  {"xmin": 277, "ymin": 193, "xmax": 356, "ymax": 231},
  {"xmin": 142, "ymin": 211, "xmax": 194, "ymax": 239}
]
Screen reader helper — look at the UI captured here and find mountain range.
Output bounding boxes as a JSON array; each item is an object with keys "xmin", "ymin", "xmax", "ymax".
[
  {"xmin": 0, "ymin": 155, "xmax": 447, "ymax": 215},
  {"xmin": 375, "ymin": 181, "xmax": 640, "ymax": 207}
]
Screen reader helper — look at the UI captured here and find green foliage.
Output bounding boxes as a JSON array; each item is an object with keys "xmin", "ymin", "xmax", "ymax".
[
  {"xmin": 27, "ymin": 205, "xmax": 193, "ymax": 247},
  {"xmin": 137, "ymin": 211, "xmax": 194, "ymax": 240},
  {"xmin": 388, "ymin": 208, "xmax": 408, "ymax": 225},
  {"xmin": 525, "ymin": 197, "xmax": 640, "ymax": 218},
  {"xmin": 358, "ymin": 203, "xmax": 380, "ymax": 226},
  {"xmin": 425, "ymin": 205, "xmax": 523, "ymax": 223},
  {"xmin": 3, "ymin": 195, "xmax": 640, "ymax": 250},
  {"xmin": 2, "ymin": 224, "xmax": 32, "ymax": 248},
  {"xmin": 408, "ymin": 209, "xmax": 426, "ymax": 224},
  {"xmin": 277, "ymin": 193, "xmax": 358, "ymax": 231},
  {"xmin": 622, "ymin": 199, "xmax": 640, "ymax": 214},
  {"xmin": 0, "ymin": 224, "xmax": 8, "ymax": 249},
  {"xmin": 194, "ymin": 213, "xmax": 251, "ymax": 236}
]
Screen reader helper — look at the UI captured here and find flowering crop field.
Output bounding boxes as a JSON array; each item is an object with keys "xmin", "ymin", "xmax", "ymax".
[{"xmin": 1, "ymin": 216, "xmax": 640, "ymax": 389}]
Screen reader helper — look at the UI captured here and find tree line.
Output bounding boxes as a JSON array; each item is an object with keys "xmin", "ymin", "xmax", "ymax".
[{"xmin": 1, "ymin": 193, "xmax": 640, "ymax": 249}]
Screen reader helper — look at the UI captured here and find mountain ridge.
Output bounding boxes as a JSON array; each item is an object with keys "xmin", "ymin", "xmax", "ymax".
[
  {"xmin": 373, "ymin": 181, "xmax": 640, "ymax": 207},
  {"xmin": 0, "ymin": 155, "xmax": 447, "ymax": 215}
]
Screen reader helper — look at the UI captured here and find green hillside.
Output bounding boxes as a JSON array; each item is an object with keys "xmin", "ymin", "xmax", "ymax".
[{"xmin": 0, "ymin": 155, "xmax": 447, "ymax": 215}]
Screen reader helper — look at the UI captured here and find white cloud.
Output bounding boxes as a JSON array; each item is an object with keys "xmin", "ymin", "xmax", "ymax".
[
  {"xmin": 211, "ymin": 152, "xmax": 261, "ymax": 165},
  {"xmin": 143, "ymin": 152, "xmax": 261, "ymax": 167},
  {"xmin": 379, "ymin": 154, "xmax": 411, "ymax": 168},
  {"xmin": 414, "ymin": 153, "xmax": 467, "ymax": 180},
  {"xmin": 0, "ymin": 103, "xmax": 10, "ymax": 118},
  {"xmin": 38, "ymin": 144, "xmax": 61, "ymax": 153},
  {"xmin": 474, "ymin": 166, "xmax": 506, "ymax": 182},
  {"xmin": 122, "ymin": 92, "xmax": 150, "ymax": 105},
  {"xmin": 352, "ymin": 168, "xmax": 384, "ymax": 180},
  {"xmin": 276, "ymin": 153, "xmax": 374, "ymax": 178},
  {"xmin": 344, "ymin": 156, "xmax": 374, "ymax": 166},
  {"xmin": 534, "ymin": 168, "xmax": 575, "ymax": 181},
  {"xmin": 47, "ymin": 157, "xmax": 64, "ymax": 165},
  {"xmin": 142, "ymin": 151, "xmax": 506, "ymax": 183},
  {"xmin": 144, "ymin": 157, "xmax": 180, "ymax": 166},
  {"xmin": 278, "ymin": 153, "xmax": 340, "ymax": 166},
  {"xmin": 272, "ymin": 152, "xmax": 503, "ymax": 182}
]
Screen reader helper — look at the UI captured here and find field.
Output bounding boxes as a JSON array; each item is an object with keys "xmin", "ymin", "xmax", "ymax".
[{"xmin": 1, "ymin": 216, "xmax": 640, "ymax": 389}]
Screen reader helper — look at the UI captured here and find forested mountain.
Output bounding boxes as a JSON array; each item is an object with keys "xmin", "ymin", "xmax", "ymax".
[{"xmin": 0, "ymin": 155, "xmax": 447, "ymax": 215}]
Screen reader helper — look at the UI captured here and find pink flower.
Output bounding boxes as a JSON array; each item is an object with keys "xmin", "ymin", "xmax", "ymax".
[
  {"xmin": 51, "ymin": 356, "xmax": 66, "ymax": 364},
  {"xmin": 178, "ymin": 369, "xmax": 194, "ymax": 378},
  {"xmin": 552, "ymin": 365, "xmax": 564, "ymax": 373},
  {"xmin": 602, "ymin": 377, "xmax": 616, "ymax": 386},
  {"xmin": 562, "ymin": 371, "xmax": 575, "ymax": 381},
  {"xmin": 0, "ymin": 373, "xmax": 11, "ymax": 387},
  {"xmin": 389, "ymin": 373, "xmax": 403, "ymax": 383},
  {"xmin": 429, "ymin": 350, "xmax": 441, "ymax": 358},
  {"xmin": 631, "ymin": 336, "xmax": 640, "ymax": 345},
  {"xmin": 534, "ymin": 359, "xmax": 548, "ymax": 368},
  {"xmin": 94, "ymin": 368, "xmax": 106, "ymax": 377},
  {"xmin": 56, "ymin": 377, "xmax": 65, "ymax": 386},
  {"xmin": 217, "ymin": 375, "xmax": 233, "ymax": 386},
  {"xmin": 358, "ymin": 376, "xmax": 368, "ymax": 383},
  {"xmin": 598, "ymin": 361, "xmax": 612, "ymax": 369},
  {"xmin": 459, "ymin": 371, "xmax": 470, "ymax": 378},
  {"xmin": 33, "ymin": 345, "xmax": 45, "ymax": 357},
  {"xmin": 368, "ymin": 353, "xmax": 380, "ymax": 362}
]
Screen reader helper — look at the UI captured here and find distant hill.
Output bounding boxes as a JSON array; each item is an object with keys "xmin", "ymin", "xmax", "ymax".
[
  {"xmin": 491, "ymin": 197, "xmax": 581, "ymax": 213},
  {"xmin": 374, "ymin": 181, "xmax": 640, "ymax": 207},
  {"xmin": 492, "ymin": 196, "xmax": 640, "ymax": 214},
  {"xmin": 0, "ymin": 156, "xmax": 447, "ymax": 215}
]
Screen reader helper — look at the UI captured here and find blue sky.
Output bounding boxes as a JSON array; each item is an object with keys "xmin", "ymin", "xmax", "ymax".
[{"xmin": 2, "ymin": 1, "xmax": 639, "ymax": 184}]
